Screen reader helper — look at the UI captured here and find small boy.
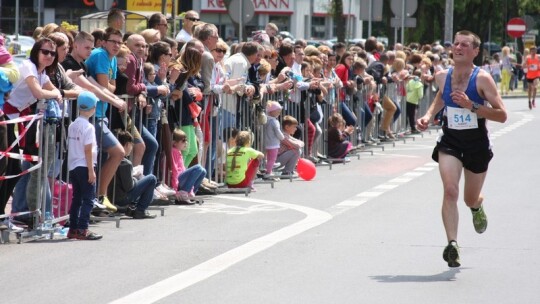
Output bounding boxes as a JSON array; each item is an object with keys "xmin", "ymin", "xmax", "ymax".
[
  {"xmin": 405, "ymin": 69, "xmax": 424, "ymax": 134},
  {"xmin": 277, "ymin": 115, "xmax": 304, "ymax": 177},
  {"xmin": 67, "ymin": 92, "xmax": 102, "ymax": 240},
  {"xmin": 112, "ymin": 130, "xmax": 158, "ymax": 219}
]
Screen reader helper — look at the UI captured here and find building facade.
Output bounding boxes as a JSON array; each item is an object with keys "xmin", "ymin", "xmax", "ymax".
[
  {"xmin": 1, "ymin": 0, "xmax": 363, "ymax": 41},
  {"xmin": 196, "ymin": 0, "xmax": 363, "ymax": 40}
]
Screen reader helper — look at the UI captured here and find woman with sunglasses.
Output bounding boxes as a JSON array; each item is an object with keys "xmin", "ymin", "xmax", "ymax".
[{"xmin": 2, "ymin": 38, "xmax": 64, "ymax": 218}]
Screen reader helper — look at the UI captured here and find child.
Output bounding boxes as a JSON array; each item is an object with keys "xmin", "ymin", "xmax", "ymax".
[
  {"xmin": 171, "ymin": 129, "xmax": 207, "ymax": 204},
  {"xmin": 327, "ymin": 113, "xmax": 354, "ymax": 159},
  {"xmin": 216, "ymin": 127, "xmax": 238, "ymax": 180},
  {"xmin": 277, "ymin": 115, "xmax": 304, "ymax": 177},
  {"xmin": 264, "ymin": 101, "xmax": 284, "ymax": 179},
  {"xmin": 143, "ymin": 62, "xmax": 162, "ymax": 138},
  {"xmin": 66, "ymin": 92, "xmax": 102, "ymax": 240},
  {"xmin": 405, "ymin": 69, "xmax": 424, "ymax": 134},
  {"xmin": 226, "ymin": 131, "xmax": 264, "ymax": 189},
  {"xmin": 111, "ymin": 130, "xmax": 157, "ymax": 219}
]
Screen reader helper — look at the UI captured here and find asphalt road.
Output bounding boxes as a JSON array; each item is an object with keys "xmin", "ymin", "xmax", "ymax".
[{"xmin": 1, "ymin": 97, "xmax": 539, "ymax": 304}]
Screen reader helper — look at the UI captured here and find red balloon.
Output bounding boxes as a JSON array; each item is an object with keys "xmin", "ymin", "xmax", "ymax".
[{"xmin": 297, "ymin": 158, "xmax": 316, "ymax": 181}]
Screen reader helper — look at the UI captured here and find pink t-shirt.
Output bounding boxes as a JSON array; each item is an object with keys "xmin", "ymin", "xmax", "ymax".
[{"xmin": 170, "ymin": 148, "xmax": 185, "ymax": 190}]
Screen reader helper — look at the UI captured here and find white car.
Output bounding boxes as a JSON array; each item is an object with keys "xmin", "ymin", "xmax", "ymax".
[{"xmin": 5, "ymin": 35, "xmax": 35, "ymax": 55}]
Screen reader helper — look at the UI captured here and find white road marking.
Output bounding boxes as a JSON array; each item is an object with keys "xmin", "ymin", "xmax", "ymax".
[{"xmin": 109, "ymin": 197, "xmax": 332, "ymax": 304}]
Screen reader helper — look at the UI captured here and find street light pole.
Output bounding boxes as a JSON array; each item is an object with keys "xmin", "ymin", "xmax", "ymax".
[{"xmin": 444, "ymin": 0, "xmax": 454, "ymax": 43}]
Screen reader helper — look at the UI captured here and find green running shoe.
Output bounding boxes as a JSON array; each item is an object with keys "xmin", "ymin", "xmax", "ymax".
[
  {"xmin": 443, "ymin": 241, "xmax": 461, "ymax": 268},
  {"xmin": 472, "ymin": 204, "xmax": 488, "ymax": 234}
]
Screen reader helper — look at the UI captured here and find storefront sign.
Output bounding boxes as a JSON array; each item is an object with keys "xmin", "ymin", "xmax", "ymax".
[
  {"xmin": 127, "ymin": 0, "xmax": 173, "ymax": 11},
  {"xmin": 202, "ymin": 0, "xmax": 292, "ymax": 14}
]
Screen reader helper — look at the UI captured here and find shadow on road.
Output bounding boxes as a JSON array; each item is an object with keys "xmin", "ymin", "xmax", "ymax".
[{"xmin": 369, "ymin": 268, "xmax": 462, "ymax": 283}]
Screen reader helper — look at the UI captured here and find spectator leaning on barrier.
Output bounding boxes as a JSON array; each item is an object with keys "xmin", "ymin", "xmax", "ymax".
[
  {"xmin": 85, "ymin": 27, "xmax": 126, "ymax": 212},
  {"xmin": 3, "ymin": 38, "xmax": 63, "ymax": 219},
  {"xmin": 125, "ymin": 34, "xmax": 160, "ymax": 176}
]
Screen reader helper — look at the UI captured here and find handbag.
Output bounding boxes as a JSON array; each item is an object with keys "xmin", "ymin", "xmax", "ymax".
[{"xmin": 52, "ymin": 180, "xmax": 73, "ymax": 225}]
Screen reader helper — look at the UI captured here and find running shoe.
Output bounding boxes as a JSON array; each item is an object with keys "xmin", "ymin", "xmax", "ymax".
[
  {"xmin": 472, "ymin": 204, "xmax": 488, "ymax": 234},
  {"xmin": 443, "ymin": 241, "xmax": 461, "ymax": 267}
]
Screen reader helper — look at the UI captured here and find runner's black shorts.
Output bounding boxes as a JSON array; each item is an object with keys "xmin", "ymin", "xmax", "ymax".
[{"xmin": 432, "ymin": 118, "xmax": 493, "ymax": 174}]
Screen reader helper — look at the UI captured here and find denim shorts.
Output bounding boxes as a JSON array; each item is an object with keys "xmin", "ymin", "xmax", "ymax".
[{"xmin": 95, "ymin": 118, "xmax": 120, "ymax": 150}]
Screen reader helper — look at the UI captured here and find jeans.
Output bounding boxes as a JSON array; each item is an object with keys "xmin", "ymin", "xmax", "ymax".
[
  {"xmin": 117, "ymin": 174, "xmax": 157, "ymax": 211},
  {"xmin": 178, "ymin": 165, "xmax": 206, "ymax": 193},
  {"xmin": 69, "ymin": 167, "xmax": 96, "ymax": 230},
  {"xmin": 11, "ymin": 161, "xmax": 32, "ymax": 213},
  {"xmin": 146, "ymin": 118, "xmax": 158, "ymax": 139},
  {"xmin": 340, "ymin": 102, "xmax": 357, "ymax": 126},
  {"xmin": 141, "ymin": 125, "xmax": 158, "ymax": 176}
]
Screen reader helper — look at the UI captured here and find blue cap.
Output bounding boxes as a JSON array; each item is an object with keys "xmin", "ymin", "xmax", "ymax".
[
  {"xmin": 78, "ymin": 91, "xmax": 98, "ymax": 110},
  {"xmin": 444, "ymin": 41, "xmax": 452, "ymax": 47}
]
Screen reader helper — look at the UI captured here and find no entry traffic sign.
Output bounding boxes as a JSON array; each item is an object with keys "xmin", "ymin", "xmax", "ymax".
[{"xmin": 507, "ymin": 18, "xmax": 526, "ymax": 38}]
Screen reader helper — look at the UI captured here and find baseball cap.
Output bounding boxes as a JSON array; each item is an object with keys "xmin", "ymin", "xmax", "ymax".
[{"xmin": 78, "ymin": 91, "xmax": 98, "ymax": 110}]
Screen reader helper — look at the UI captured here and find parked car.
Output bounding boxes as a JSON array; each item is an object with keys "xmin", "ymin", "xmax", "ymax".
[
  {"xmin": 327, "ymin": 38, "xmax": 366, "ymax": 47},
  {"xmin": 5, "ymin": 35, "xmax": 34, "ymax": 55},
  {"xmin": 483, "ymin": 42, "xmax": 501, "ymax": 57}
]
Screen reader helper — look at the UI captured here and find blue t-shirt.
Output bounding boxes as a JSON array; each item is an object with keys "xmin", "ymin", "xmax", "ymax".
[{"xmin": 85, "ymin": 48, "xmax": 117, "ymax": 118}]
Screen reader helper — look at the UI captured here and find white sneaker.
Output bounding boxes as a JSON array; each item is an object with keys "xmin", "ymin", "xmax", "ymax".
[
  {"xmin": 156, "ymin": 184, "xmax": 176, "ymax": 196},
  {"xmin": 93, "ymin": 199, "xmax": 106, "ymax": 209},
  {"xmin": 5, "ymin": 220, "xmax": 24, "ymax": 233}
]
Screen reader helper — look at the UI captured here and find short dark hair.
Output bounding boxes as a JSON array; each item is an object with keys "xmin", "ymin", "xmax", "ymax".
[
  {"xmin": 148, "ymin": 13, "xmax": 165, "ymax": 29},
  {"xmin": 117, "ymin": 130, "xmax": 134, "ymax": 146},
  {"xmin": 241, "ymin": 42, "xmax": 259, "ymax": 57},
  {"xmin": 104, "ymin": 27, "xmax": 122, "ymax": 41},
  {"xmin": 107, "ymin": 8, "xmax": 124, "ymax": 25},
  {"xmin": 91, "ymin": 29, "xmax": 105, "ymax": 47},
  {"xmin": 278, "ymin": 43, "xmax": 294, "ymax": 58}
]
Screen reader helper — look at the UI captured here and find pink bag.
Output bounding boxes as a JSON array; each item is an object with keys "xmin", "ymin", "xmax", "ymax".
[{"xmin": 52, "ymin": 180, "xmax": 73, "ymax": 225}]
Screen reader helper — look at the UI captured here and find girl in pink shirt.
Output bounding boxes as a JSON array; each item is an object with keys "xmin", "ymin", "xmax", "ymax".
[{"xmin": 171, "ymin": 129, "xmax": 206, "ymax": 204}]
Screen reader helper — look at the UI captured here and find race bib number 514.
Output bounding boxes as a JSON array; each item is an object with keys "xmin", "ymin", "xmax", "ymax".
[{"xmin": 447, "ymin": 107, "xmax": 478, "ymax": 130}]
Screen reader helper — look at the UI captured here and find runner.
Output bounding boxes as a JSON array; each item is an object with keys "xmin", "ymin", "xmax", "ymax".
[
  {"xmin": 524, "ymin": 46, "xmax": 540, "ymax": 109},
  {"xmin": 416, "ymin": 30, "xmax": 507, "ymax": 267}
]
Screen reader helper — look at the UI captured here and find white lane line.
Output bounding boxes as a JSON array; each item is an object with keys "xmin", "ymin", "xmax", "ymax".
[
  {"xmin": 109, "ymin": 197, "xmax": 332, "ymax": 304},
  {"xmin": 374, "ymin": 184, "xmax": 399, "ymax": 190},
  {"xmin": 356, "ymin": 191, "xmax": 384, "ymax": 198}
]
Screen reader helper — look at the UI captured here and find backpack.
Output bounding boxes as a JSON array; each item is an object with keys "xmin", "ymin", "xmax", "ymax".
[{"xmin": 366, "ymin": 61, "xmax": 385, "ymax": 84}]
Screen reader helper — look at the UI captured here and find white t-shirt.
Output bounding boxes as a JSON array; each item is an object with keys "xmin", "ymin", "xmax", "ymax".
[
  {"xmin": 67, "ymin": 116, "xmax": 97, "ymax": 171},
  {"xmin": 175, "ymin": 29, "xmax": 192, "ymax": 43},
  {"xmin": 6, "ymin": 59, "xmax": 50, "ymax": 116}
]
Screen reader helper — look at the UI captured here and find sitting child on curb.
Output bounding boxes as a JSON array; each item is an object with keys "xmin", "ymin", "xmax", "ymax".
[
  {"xmin": 327, "ymin": 113, "xmax": 354, "ymax": 159},
  {"xmin": 171, "ymin": 129, "xmax": 207, "ymax": 204},
  {"xmin": 111, "ymin": 130, "xmax": 157, "ymax": 219},
  {"xmin": 226, "ymin": 131, "xmax": 264, "ymax": 190},
  {"xmin": 277, "ymin": 115, "xmax": 304, "ymax": 177}
]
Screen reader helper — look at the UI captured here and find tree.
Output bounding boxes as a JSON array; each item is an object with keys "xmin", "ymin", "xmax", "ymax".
[{"xmin": 330, "ymin": 0, "xmax": 346, "ymax": 42}]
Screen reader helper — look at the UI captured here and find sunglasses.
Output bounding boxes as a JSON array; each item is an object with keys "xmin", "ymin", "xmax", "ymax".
[
  {"xmin": 213, "ymin": 48, "xmax": 226, "ymax": 54},
  {"xmin": 40, "ymin": 49, "xmax": 57, "ymax": 57},
  {"xmin": 186, "ymin": 17, "xmax": 200, "ymax": 22},
  {"xmin": 180, "ymin": 138, "xmax": 188, "ymax": 142}
]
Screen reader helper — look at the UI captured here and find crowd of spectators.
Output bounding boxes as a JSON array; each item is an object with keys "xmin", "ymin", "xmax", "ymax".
[{"xmin": 0, "ymin": 8, "xmax": 459, "ymax": 237}]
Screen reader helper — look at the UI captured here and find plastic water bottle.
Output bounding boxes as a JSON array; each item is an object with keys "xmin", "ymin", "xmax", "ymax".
[{"xmin": 43, "ymin": 212, "xmax": 53, "ymax": 230}]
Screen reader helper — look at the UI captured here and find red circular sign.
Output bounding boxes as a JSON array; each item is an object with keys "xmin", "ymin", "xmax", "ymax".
[{"xmin": 507, "ymin": 18, "xmax": 526, "ymax": 38}]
